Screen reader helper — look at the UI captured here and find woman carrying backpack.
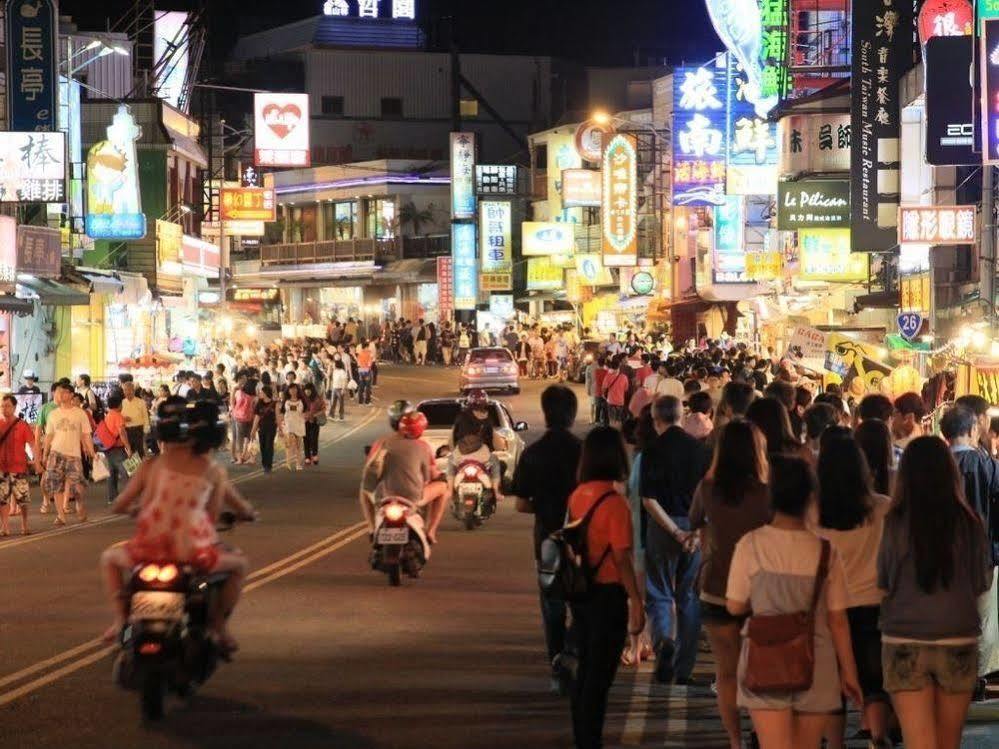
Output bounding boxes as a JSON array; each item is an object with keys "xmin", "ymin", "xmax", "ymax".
[{"xmin": 566, "ymin": 426, "xmax": 644, "ymax": 749}]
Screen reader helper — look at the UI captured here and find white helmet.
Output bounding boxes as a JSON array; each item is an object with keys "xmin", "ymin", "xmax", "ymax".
[{"xmin": 22, "ymin": 369, "xmax": 37, "ymax": 380}]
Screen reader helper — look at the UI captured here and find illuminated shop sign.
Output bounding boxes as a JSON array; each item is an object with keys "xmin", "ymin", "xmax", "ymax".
[
  {"xmin": 220, "ymin": 188, "xmax": 277, "ymax": 222},
  {"xmin": 561, "ymin": 169, "xmax": 602, "ymax": 208},
  {"xmin": 86, "ymin": 105, "xmax": 146, "ymax": 239},
  {"xmin": 713, "ymin": 195, "xmax": 748, "ymax": 284},
  {"xmin": 777, "ymin": 180, "xmax": 850, "ymax": 230},
  {"xmin": 254, "ymin": 93, "xmax": 310, "ymax": 168},
  {"xmin": 601, "ymin": 134, "xmax": 638, "ymax": 266},
  {"xmin": 548, "ymin": 133, "xmax": 582, "ymax": 224},
  {"xmin": 526, "ymin": 256, "xmax": 563, "ymax": 291},
  {"xmin": 452, "ymin": 223, "xmax": 477, "ymax": 310},
  {"xmin": 450, "ymin": 132, "xmax": 476, "ymax": 219},
  {"xmin": 918, "ymin": 0, "xmax": 972, "ymax": 44},
  {"xmin": 474, "ymin": 165, "xmax": 517, "ymax": 196},
  {"xmin": 479, "ymin": 201, "xmax": 512, "ymax": 291},
  {"xmin": 522, "ymin": 222, "xmax": 574, "ymax": 256},
  {"xmin": 982, "ymin": 19, "xmax": 999, "ymax": 164},
  {"xmin": 897, "ymin": 205, "xmax": 976, "ymax": 245},
  {"xmin": 323, "ymin": 0, "xmax": 415, "ymax": 19},
  {"xmin": 575, "ymin": 119, "xmax": 613, "ymax": 162},
  {"xmin": 5, "ymin": 0, "xmax": 58, "ymax": 131},
  {"xmin": 799, "ymin": 229, "xmax": 869, "ymax": 283},
  {"xmin": 0, "ymin": 131, "xmax": 65, "ymax": 203},
  {"xmin": 778, "ymin": 114, "xmax": 851, "ymax": 176},
  {"xmin": 673, "ymin": 64, "xmax": 727, "ymax": 207}
]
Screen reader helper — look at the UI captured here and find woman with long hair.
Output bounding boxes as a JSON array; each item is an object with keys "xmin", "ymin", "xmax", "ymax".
[
  {"xmin": 690, "ymin": 420, "xmax": 772, "ymax": 749},
  {"xmin": 854, "ymin": 419, "xmax": 894, "ymax": 495},
  {"xmin": 815, "ymin": 427, "xmax": 893, "ymax": 749},
  {"xmin": 727, "ymin": 455, "xmax": 862, "ymax": 748},
  {"xmin": 623, "ymin": 405, "xmax": 656, "ymax": 666},
  {"xmin": 879, "ymin": 437, "xmax": 992, "ymax": 749},
  {"xmin": 249, "ymin": 385, "xmax": 278, "ymax": 474},
  {"xmin": 280, "ymin": 383, "xmax": 306, "ymax": 471},
  {"xmin": 567, "ymin": 427, "xmax": 643, "ymax": 749},
  {"xmin": 745, "ymin": 397, "xmax": 800, "ymax": 456},
  {"xmin": 301, "ymin": 383, "xmax": 326, "ymax": 466}
]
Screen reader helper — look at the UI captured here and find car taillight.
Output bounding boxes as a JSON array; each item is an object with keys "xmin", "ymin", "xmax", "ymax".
[
  {"xmin": 139, "ymin": 642, "xmax": 162, "ymax": 655},
  {"xmin": 504, "ymin": 362, "xmax": 517, "ymax": 373},
  {"xmin": 138, "ymin": 564, "xmax": 161, "ymax": 583},
  {"xmin": 385, "ymin": 504, "xmax": 405, "ymax": 522}
]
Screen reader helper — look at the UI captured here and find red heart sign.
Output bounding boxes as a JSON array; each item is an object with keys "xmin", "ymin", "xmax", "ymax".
[{"xmin": 262, "ymin": 103, "xmax": 302, "ymax": 139}]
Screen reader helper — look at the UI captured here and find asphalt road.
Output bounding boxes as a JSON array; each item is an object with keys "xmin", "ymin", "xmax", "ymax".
[{"xmin": 2, "ymin": 365, "xmax": 998, "ymax": 749}]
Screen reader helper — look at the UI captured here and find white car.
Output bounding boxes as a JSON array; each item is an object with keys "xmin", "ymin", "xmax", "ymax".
[{"xmin": 416, "ymin": 398, "xmax": 528, "ymax": 490}]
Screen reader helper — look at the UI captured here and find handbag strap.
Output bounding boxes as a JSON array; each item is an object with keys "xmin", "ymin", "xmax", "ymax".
[{"xmin": 808, "ymin": 539, "xmax": 832, "ymax": 616}]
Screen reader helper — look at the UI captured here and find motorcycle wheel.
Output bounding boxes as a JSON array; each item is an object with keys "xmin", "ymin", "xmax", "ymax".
[
  {"xmin": 141, "ymin": 673, "xmax": 165, "ymax": 721},
  {"xmin": 388, "ymin": 565, "xmax": 401, "ymax": 586},
  {"xmin": 463, "ymin": 516, "xmax": 477, "ymax": 531}
]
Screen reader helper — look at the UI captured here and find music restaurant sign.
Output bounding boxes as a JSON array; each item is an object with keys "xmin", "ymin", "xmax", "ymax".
[{"xmin": 777, "ymin": 180, "xmax": 850, "ymax": 230}]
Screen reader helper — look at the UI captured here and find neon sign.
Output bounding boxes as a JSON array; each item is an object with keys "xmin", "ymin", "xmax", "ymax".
[
  {"xmin": 601, "ymin": 134, "xmax": 638, "ymax": 267},
  {"xmin": 673, "ymin": 63, "xmax": 727, "ymax": 206},
  {"xmin": 86, "ymin": 104, "xmax": 146, "ymax": 239},
  {"xmin": 323, "ymin": 0, "xmax": 415, "ymax": 19}
]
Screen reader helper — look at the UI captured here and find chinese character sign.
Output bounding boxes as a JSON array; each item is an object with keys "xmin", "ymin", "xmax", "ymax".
[
  {"xmin": 799, "ymin": 229, "xmax": 869, "ymax": 282},
  {"xmin": 452, "ymin": 223, "xmax": 477, "ymax": 310},
  {"xmin": 918, "ymin": 0, "xmax": 972, "ymax": 44},
  {"xmin": 726, "ymin": 57, "xmax": 778, "ymax": 169},
  {"xmin": 673, "ymin": 64, "xmax": 727, "ymax": 207},
  {"xmin": 16, "ymin": 225, "xmax": 60, "ymax": 277},
  {"xmin": 474, "ymin": 165, "xmax": 517, "ymax": 195},
  {"xmin": 220, "ymin": 188, "xmax": 277, "ymax": 222},
  {"xmin": 851, "ymin": 0, "xmax": 912, "ymax": 252},
  {"xmin": 601, "ymin": 134, "xmax": 637, "ymax": 267},
  {"xmin": 479, "ymin": 201, "xmax": 512, "ymax": 291},
  {"xmin": 450, "ymin": 132, "xmax": 476, "ymax": 220},
  {"xmin": 897, "ymin": 205, "xmax": 976, "ymax": 244},
  {"xmin": 561, "ymin": 169, "xmax": 602, "ymax": 208},
  {"xmin": 437, "ymin": 256, "xmax": 454, "ymax": 321},
  {"xmin": 86, "ymin": 105, "xmax": 146, "ymax": 239},
  {"xmin": 254, "ymin": 93, "xmax": 310, "ymax": 167},
  {"xmin": 547, "ymin": 133, "xmax": 583, "ymax": 224},
  {"xmin": 526, "ymin": 256, "xmax": 564, "ymax": 291},
  {"xmin": 778, "ymin": 114, "xmax": 852, "ymax": 175},
  {"xmin": 5, "ymin": 0, "xmax": 58, "ymax": 131},
  {"xmin": 0, "ymin": 131, "xmax": 65, "ymax": 203},
  {"xmin": 713, "ymin": 195, "xmax": 748, "ymax": 284}
]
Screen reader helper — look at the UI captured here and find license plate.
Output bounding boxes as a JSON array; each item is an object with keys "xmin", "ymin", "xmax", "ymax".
[
  {"xmin": 486, "ymin": 367, "xmax": 499, "ymax": 374},
  {"xmin": 460, "ymin": 484, "xmax": 483, "ymax": 497},
  {"xmin": 130, "ymin": 591, "xmax": 185, "ymax": 622},
  {"xmin": 377, "ymin": 527, "xmax": 409, "ymax": 545}
]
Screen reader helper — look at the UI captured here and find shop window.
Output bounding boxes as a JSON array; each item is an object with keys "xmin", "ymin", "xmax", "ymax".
[
  {"xmin": 365, "ymin": 198, "xmax": 396, "ymax": 239},
  {"xmin": 381, "ymin": 97, "xmax": 403, "ymax": 119},
  {"xmin": 323, "ymin": 201, "xmax": 359, "ymax": 240},
  {"xmin": 321, "ymin": 96, "xmax": 344, "ymax": 117}
]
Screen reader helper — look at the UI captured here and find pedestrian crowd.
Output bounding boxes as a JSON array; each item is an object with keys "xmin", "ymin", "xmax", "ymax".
[{"xmin": 513, "ymin": 338, "xmax": 999, "ymax": 749}]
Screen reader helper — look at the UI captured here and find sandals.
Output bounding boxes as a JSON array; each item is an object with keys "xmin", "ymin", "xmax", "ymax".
[{"xmin": 53, "ymin": 517, "xmax": 66, "ymax": 526}]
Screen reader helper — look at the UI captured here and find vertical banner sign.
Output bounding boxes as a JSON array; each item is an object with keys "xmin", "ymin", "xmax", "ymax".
[
  {"xmin": 982, "ymin": 19, "xmax": 999, "ymax": 163},
  {"xmin": 5, "ymin": 0, "xmax": 58, "ymax": 131},
  {"xmin": 758, "ymin": 0, "xmax": 791, "ymax": 108},
  {"xmin": 479, "ymin": 200, "xmax": 513, "ymax": 291},
  {"xmin": 601, "ymin": 134, "xmax": 638, "ymax": 267},
  {"xmin": 725, "ymin": 56, "xmax": 778, "ymax": 195},
  {"xmin": 437, "ymin": 256, "xmax": 454, "ymax": 322},
  {"xmin": 86, "ymin": 105, "xmax": 146, "ymax": 240},
  {"xmin": 547, "ymin": 133, "xmax": 582, "ymax": 224},
  {"xmin": 851, "ymin": 0, "xmax": 911, "ymax": 252},
  {"xmin": 925, "ymin": 35, "xmax": 976, "ymax": 165},
  {"xmin": 673, "ymin": 64, "xmax": 728, "ymax": 206},
  {"xmin": 450, "ymin": 132, "xmax": 476, "ymax": 220},
  {"xmin": 452, "ymin": 223, "xmax": 477, "ymax": 310},
  {"xmin": 713, "ymin": 195, "xmax": 748, "ymax": 283}
]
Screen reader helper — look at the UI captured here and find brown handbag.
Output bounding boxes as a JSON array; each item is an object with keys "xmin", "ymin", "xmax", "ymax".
[{"xmin": 742, "ymin": 538, "xmax": 830, "ymax": 693}]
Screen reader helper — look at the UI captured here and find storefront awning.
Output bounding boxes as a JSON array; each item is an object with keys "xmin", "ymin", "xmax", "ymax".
[
  {"xmin": 69, "ymin": 268, "xmax": 124, "ymax": 295},
  {"xmin": 16, "ymin": 277, "xmax": 90, "ymax": 306},
  {"xmin": 0, "ymin": 294, "xmax": 34, "ymax": 316}
]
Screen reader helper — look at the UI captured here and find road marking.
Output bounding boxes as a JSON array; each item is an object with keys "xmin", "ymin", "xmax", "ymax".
[
  {"xmin": 0, "ymin": 407, "xmax": 380, "ymax": 553},
  {"xmin": 620, "ymin": 671, "xmax": 652, "ymax": 745},
  {"xmin": 0, "ymin": 407, "xmax": 382, "ymax": 704}
]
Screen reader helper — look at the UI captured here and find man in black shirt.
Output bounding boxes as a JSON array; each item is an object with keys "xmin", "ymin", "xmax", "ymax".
[
  {"xmin": 640, "ymin": 395, "xmax": 710, "ymax": 685},
  {"xmin": 512, "ymin": 385, "xmax": 582, "ymax": 695}
]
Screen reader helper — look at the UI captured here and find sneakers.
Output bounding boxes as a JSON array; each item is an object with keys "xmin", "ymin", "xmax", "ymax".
[
  {"xmin": 654, "ymin": 640, "xmax": 676, "ymax": 684},
  {"xmin": 551, "ymin": 653, "xmax": 576, "ymax": 697}
]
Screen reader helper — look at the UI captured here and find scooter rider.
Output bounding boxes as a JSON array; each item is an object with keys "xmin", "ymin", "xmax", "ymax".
[
  {"xmin": 361, "ymin": 400, "xmax": 449, "ymax": 543},
  {"xmin": 452, "ymin": 389, "xmax": 508, "ymax": 452},
  {"xmin": 447, "ymin": 412, "xmax": 502, "ymax": 496}
]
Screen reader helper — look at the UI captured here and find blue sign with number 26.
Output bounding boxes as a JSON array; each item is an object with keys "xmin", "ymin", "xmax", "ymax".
[{"xmin": 898, "ymin": 312, "xmax": 923, "ymax": 341}]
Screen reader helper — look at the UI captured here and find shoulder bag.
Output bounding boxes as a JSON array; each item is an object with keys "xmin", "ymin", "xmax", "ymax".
[{"xmin": 742, "ymin": 537, "xmax": 830, "ymax": 694}]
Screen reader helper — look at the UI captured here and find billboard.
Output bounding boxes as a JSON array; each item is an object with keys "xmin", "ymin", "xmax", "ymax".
[
  {"xmin": 220, "ymin": 187, "xmax": 276, "ymax": 222},
  {"xmin": 153, "ymin": 11, "xmax": 190, "ymax": 111},
  {"xmin": 778, "ymin": 114, "xmax": 852, "ymax": 176},
  {"xmin": 777, "ymin": 180, "xmax": 850, "ymax": 230},
  {"xmin": 561, "ymin": 169, "xmax": 602, "ymax": 208},
  {"xmin": 799, "ymin": 229, "xmax": 869, "ymax": 282},
  {"xmin": 452, "ymin": 223, "xmax": 477, "ymax": 310},
  {"xmin": 898, "ymin": 205, "xmax": 976, "ymax": 245},
  {"xmin": 5, "ymin": 0, "xmax": 58, "ymax": 131},
  {"xmin": 479, "ymin": 200, "xmax": 512, "ymax": 291},
  {"xmin": 474, "ymin": 165, "xmax": 517, "ymax": 196},
  {"xmin": 522, "ymin": 221, "xmax": 574, "ymax": 256},
  {"xmin": 601, "ymin": 134, "xmax": 638, "ymax": 266},
  {"xmin": 673, "ymin": 64, "xmax": 727, "ymax": 206},
  {"xmin": 86, "ymin": 105, "xmax": 145, "ymax": 239},
  {"xmin": 925, "ymin": 36, "xmax": 976, "ymax": 165},
  {"xmin": 450, "ymin": 132, "xmax": 476, "ymax": 219},
  {"xmin": 254, "ymin": 93, "xmax": 310, "ymax": 167},
  {"xmin": 547, "ymin": 133, "xmax": 582, "ymax": 223},
  {"xmin": 851, "ymin": 0, "xmax": 911, "ymax": 252},
  {"xmin": 0, "ymin": 131, "xmax": 65, "ymax": 202},
  {"xmin": 725, "ymin": 56, "xmax": 777, "ymax": 196},
  {"xmin": 575, "ymin": 253, "xmax": 615, "ymax": 286},
  {"xmin": 713, "ymin": 195, "xmax": 747, "ymax": 283},
  {"xmin": 526, "ymin": 256, "xmax": 564, "ymax": 291}
]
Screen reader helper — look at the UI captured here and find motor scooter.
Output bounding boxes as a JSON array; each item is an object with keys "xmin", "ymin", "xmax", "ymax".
[
  {"xmin": 369, "ymin": 496, "xmax": 431, "ymax": 586},
  {"xmin": 451, "ymin": 459, "xmax": 497, "ymax": 530}
]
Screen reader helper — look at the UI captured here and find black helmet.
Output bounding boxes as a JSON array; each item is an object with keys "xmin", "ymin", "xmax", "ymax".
[{"xmin": 155, "ymin": 396, "xmax": 226, "ymax": 454}]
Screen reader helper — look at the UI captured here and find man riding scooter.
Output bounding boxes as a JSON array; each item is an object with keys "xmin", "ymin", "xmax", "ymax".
[
  {"xmin": 451, "ymin": 389, "xmax": 508, "ymax": 452},
  {"xmin": 361, "ymin": 400, "xmax": 449, "ymax": 543}
]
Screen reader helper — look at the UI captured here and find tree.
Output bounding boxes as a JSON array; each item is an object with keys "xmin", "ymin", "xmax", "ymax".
[{"xmin": 397, "ymin": 201, "xmax": 436, "ymax": 237}]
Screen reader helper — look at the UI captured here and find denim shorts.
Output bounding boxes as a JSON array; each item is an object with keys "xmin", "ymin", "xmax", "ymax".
[{"xmin": 883, "ymin": 642, "xmax": 978, "ymax": 694}]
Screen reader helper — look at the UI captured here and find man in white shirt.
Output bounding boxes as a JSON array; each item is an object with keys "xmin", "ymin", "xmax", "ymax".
[
  {"xmin": 42, "ymin": 382, "xmax": 95, "ymax": 525},
  {"xmin": 653, "ymin": 363, "xmax": 685, "ymax": 399}
]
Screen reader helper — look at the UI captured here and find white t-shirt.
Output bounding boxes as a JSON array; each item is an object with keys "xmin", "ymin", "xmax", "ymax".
[
  {"xmin": 727, "ymin": 525, "xmax": 849, "ymax": 612},
  {"xmin": 814, "ymin": 495, "xmax": 891, "ymax": 608},
  {"xmin": 46, "ymin": 406, "xmax": 92, "ymax": 459},
  {"xmin": 654, "ymin": 377, "xmax": 684, "ymax": 399}
]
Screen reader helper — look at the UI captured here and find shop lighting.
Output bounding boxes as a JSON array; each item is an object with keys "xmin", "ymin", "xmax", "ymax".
[
  {"xmin": 973, "ymin": 330, "xmax": 988, "ymax": 349},
  {"xmin": 246, "ymin": 324, "xmax": 258, "ymax": 337},
  {"xmin": 591, "ymin": 110, "xmax": 611, "ymax": 125},
  {"xmin": 274, "ymin": 174, "xmax": 451, "ymax": 197}
]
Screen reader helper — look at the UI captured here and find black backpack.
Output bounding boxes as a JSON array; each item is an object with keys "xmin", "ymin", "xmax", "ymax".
[{"xmin": 538, "ymin": 491, "xmax": 615, "ymax": 602}]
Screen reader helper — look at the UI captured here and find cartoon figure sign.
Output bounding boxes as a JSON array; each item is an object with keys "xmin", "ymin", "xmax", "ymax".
[{"xmin": 86, "ymin": 104, "xmax": 146, "ymax": 239}]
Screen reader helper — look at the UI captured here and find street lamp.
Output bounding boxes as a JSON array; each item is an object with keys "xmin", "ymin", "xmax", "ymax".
[{"xmin": 62, "ymin": 40, "xmax": 130, "ymax": 77}]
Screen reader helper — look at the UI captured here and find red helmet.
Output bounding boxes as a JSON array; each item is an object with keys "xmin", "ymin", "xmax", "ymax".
[
  {"xmin": 398, "ymin": 411, "xmax": 428, "ymax": 439},
  {"xmin": 465, "ymin": 389, "xmax": 489, "ymax": 410}
]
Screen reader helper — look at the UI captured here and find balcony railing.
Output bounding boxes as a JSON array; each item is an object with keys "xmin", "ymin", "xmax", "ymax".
[{"xmin": 260, "ymin": 236, "xmax": 451, "ymax": 266}]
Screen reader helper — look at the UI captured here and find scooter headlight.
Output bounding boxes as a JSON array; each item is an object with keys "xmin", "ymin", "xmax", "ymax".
[{"xmin": 138, "ymin": 564, "xmax": 160, "ymax": 583}]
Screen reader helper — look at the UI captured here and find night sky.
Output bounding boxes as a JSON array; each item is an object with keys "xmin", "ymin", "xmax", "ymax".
[{"xmin": 59, "ymin": 0, "xmax": 721, "ymax": 67}]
